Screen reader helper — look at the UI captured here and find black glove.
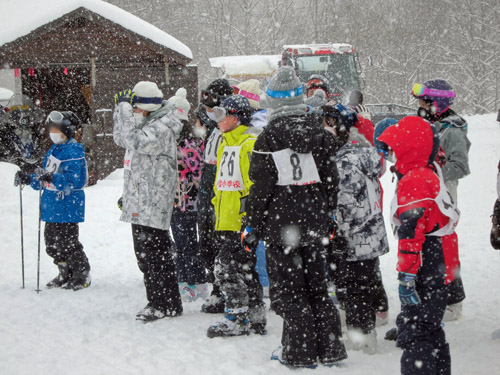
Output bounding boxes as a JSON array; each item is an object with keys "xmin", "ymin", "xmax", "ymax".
[
  {"xmin": 14, "ymin": 171, "xmax": 31, "ymax": 187},
  {"xmin": 241, "ymin": 226, "xmax": 260, "ymax": 252},
  {"xmin": 34, "ymin": 168, "xmax": 54, "ymax": 183},
  {"xmin": 117, "ymin": 197, "xmax": 123, "ymax": 211}
]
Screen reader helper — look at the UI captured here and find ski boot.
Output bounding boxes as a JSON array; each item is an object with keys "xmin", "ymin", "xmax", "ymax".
[
  {"xmin": 443, "ymin": 302, "xmax": 463, "ymax": 322},
  {"xmin": 207, "ymin": 308, "xmax": 249, "ymax": 338},
  {"xmin": 376, "ymin": 311, "xmax": 389, "ymax": 326},
  {"xmin": 271, "ymin": 347, "xmax": 317, "ymax": 369},
  {"xmin": 181, "ymin": 283, "xmax": 208, "ymax": 303},
  {"xmin": 345, "ymin": 329, "xmax": 377, "ymax": 355},
  {"xmin": 136, "ymin": 304, "xmax": 166, "ymax": 323},
  {"xmin": 201, "ymin": 294, "xmax": 225, "ymax": 314},
  {"xmin": 46, "ymin": 262, "xmax": 71, "ymax": 288},
  {"xmin": 63, "ymin": 272, "xmax": 91, "ymax": 291}
]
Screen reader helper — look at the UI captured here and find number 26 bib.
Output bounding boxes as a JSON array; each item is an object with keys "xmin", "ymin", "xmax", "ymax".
[{"xmin": 216, "ymin": 146, "xmax": 245, "ymax": 191}]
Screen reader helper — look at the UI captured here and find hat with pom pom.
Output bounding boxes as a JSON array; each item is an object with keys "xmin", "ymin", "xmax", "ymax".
[{"xmin": 167, "ymin": 87, "xmax": 191, "ymax": 121}]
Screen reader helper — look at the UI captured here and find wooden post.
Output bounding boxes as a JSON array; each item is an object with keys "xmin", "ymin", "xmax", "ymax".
[{"xmin": 164, "ymin": 57, "xmax": 170, "ymax": 85}]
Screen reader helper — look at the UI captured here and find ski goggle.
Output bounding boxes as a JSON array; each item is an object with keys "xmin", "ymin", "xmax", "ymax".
[
  {"xmin": 211, "ymin": 106, "xmax": 230, "ymax": 123},
  {"xmin": 306, "ymin": 79, "xmax": 327, "ymax": 90},
  {"xmin": 212, "ymin": 106, "xmax": 251, "ymax": 123},
  {"xmin": 232, "ymin": 86, "xmax": 260, "ymax": 102},
  {"xmin": 411, "ymin": 83, "xmax": 456, "ymax": 99},
  {"xmin": 201, "ymin": 90, "xmax": 222, "ymax": 108},
  {"xmin": 46, "ymin": 111, "xmax": 65, "ymax": 125}
]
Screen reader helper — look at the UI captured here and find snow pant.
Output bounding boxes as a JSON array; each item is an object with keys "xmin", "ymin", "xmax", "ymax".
[
  {"xmin": 446, "ymin": 263, "xmax": 465, "ymax": 305},
  {"xmin": 198, "ymin": 209, "xmax": 221, "ymax": 297},
  {"xmin": 44, "ymin": 222, "xmax": 90, "ymax": 278},
  {"xmin": 373, "ymin": 257, "xmax": 389, "ymax": 313},
  {"xmin": 171, "ymin": 208, "xmax": 207, "ymax": 285},
  {"xmin": 397, "ymin": 237, "xmax": 451, "ymax": 375},
  {"xmin": 267, "ymin": 240, "xmax": 347, "ymax": 367},
  {"xmin": 333, "ymin": 256, "xmax": 379, "ymax": 333},
  {"xmin": 214, "ymin": 231, "xmax": 266, "ymax": 324},
  {"xmin": 327, "ymin": 250, "xmax": 389, "ymax": 318},
  {"xmin": 131, "ymin": 224, "xmax": 182, "ymax": 316}
]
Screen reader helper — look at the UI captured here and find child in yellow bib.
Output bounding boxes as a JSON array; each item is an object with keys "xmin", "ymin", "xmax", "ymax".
[{"xmin": 207, "ymin": 95, "xmax": 266, "ymax": 338}]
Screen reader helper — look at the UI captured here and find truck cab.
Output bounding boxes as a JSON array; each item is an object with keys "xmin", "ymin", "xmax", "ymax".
[{"xmin": 280, "ymin": 44, "xmax": 361, "ymax": 100}]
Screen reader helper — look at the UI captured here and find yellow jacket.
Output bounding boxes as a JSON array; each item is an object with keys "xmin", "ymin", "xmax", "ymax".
[{"xmin": 212, "ymin": 125, "xmax": 258, "ymax": 232}]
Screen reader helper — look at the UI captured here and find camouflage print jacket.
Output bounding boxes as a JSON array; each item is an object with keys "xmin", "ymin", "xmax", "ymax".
[
  {"xmin": 335, "ymin": 130, "xmax": 390, "ymax": 261},
  {"xmin": 113, "ymin": 101, "xmax": 182, "ymax": 230}
]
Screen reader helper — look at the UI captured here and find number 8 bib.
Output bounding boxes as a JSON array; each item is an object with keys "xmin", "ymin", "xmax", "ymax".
[{"xmin": 272, "ymin": 148, "xmax": 321, "ymax": 186}]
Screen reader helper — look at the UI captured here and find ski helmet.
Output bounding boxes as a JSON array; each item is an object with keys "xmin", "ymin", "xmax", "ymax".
[
  {"xmin": 216, "ymin": 95, "xmax": 252, "ymax": 125},
  {"xmin": 194, "ymin": 105, "xmax": 217, "ymax": 130},
  {"xmin": 45, "ymin": 111, "xmax": 82, "ymax": 139},
  {"xmin": 411, "ymin": 79, "xmax": 456, "ymax": 116},
  {"xmin": 321, "ymin": 103, "xmax": 358, "ymax": 145},
  {"xmin": 374, "ymin": 118, "xmax": 398, "ymax": 158},
  {"xmin": 306, "ymin": 75, "xmax": 329, "ymax": 98},
  {"xmin": 201, "ymin": 79, "xmax": 234, "ymax": 108}
]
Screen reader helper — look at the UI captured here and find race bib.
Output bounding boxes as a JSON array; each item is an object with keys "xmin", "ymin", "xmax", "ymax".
[
  {"xmin": 272, "ymin": 148, "xmax": 321, "ymax": 186},
  {"xmin": 390, "ymin": 164, "xmax": 460, "ymax": 238},
  {"xmin": 216, "ymin": 146, "xmax": 245, "ymax": 191},
  {"xmin": 45, "ymin": 155, "xmax": 62, "ymax": 174},
  {"xmin": 204, "ymin": 128, "xmax": 222, "ymax": 165},
  {"xmin": 366, "ymin": 177, "xmax": 382, "ymax": 216},
  {"xmin": 124, "ymin": 149, "xmax": 134, "ymax": 171}
]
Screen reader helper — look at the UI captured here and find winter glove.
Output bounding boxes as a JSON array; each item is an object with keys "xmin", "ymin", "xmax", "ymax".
[
  {"xmin": 241, "ymin": 226, "xmax": 259, "ymax": 252},
  {"xmin": 114, "ymin": 89, "xmax": 136, "ymax": 105},
  {"xmin": 14, "ymin": 171, "xmax": 31, "ymax": 187},
  {"xmin": 354, "ymin": 104, "xmax": 371, "ymax": 120},
  {"xmin": 328, "ymin": 217, "xmax": 337, "ymax": 241},
  {"xmin": 117, "ymin": 197, "xmax": 123, "ymax": 211},
  {"xmin": 398, "ymin": 272, "xmax": 421, "ymax": 306},
  {"xmin": 33, "ymin": 168, "xmax": 53, "ymax": 183}
]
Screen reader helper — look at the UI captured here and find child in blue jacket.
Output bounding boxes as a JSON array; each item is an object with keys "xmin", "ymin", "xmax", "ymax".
[{"xmin": 15, "ymin": 111, "xmax": 90, "ymax": 290}]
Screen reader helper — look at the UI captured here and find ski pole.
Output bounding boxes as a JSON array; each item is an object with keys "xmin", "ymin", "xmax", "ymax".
[
  {"xmin": 36, "ymin": 188, "xmax": 42, "ymax": 294},
  {"xmin": 19, "ymin": 184, "xmax": 25, "ymax": 289}
]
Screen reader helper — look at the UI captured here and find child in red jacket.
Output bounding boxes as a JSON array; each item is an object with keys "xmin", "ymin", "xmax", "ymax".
[{"xmin": 378, "ymin": 116, "xmax": 460, "ymax": 375}]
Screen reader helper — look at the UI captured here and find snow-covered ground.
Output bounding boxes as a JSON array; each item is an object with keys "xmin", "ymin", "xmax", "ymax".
[{"xmin": 1, "ymin": 114, "xmax": 499, "ymax": 374}]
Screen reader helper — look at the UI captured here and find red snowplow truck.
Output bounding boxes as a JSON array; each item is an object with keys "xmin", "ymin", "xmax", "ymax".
[
  {"xmin": 280, "ymin": 43, "xmax": 414, "ymax": 122},
  {"xmin": 280, "ymin": 43, "xmax": 362, "ymax": 101}
]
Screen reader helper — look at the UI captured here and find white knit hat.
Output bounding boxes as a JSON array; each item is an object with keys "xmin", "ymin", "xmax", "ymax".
[
  {"xmin": 235, "ymin": 79, "xmax": 261, "ymax": 110},
  {"xmin": 167, "ymin": 87, "xmax": 191, "ymax": 121},
  {"xmin": 132, "ymin": 81, "xmax": 164, "ymax": 112}
]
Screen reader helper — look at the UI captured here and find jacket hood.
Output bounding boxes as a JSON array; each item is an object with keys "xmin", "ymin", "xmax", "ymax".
[
  {"xmin": 437, "ymin": 110, "xmax": 468, "ymax": 130},
  {"xmin": 268, "ymin": 114, "xmax": 325, "ymax": 153},
  {"xmin": 377, "ymin": 116, "xmax": 439, "ymax": 175}
]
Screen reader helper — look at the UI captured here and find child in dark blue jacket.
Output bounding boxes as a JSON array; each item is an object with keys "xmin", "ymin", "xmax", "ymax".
[{"xmin": 15, "ymin": 111, "xmax": 90, "ymax": 290}]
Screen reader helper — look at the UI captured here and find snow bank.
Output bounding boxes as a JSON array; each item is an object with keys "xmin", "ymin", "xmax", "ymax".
[
  {"xmin": 0, "ymin": 0, "xmax": 192, "ymax": 59},
  {"xmin": 0, "ymin": 114, "xmax": 499, "ymax": 374},
  {"xmin": 210, "ymin": 55, "xmax": 281, "ymax": 77}
]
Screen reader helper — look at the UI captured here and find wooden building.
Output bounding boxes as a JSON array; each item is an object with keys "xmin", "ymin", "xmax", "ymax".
[{"xmin": 0, "ymin": 0, "xmax": 197, "ymax": 182}]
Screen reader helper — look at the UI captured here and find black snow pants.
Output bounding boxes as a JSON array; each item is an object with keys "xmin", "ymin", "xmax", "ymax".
[
  {"xmin": 214, "ymin": 231, "xmax": 266, "ymax": 324},
  {"xmin": 397, "ymin": 237, "xmax": 451, "ymax": 375},
  {"xmin": 44, "ymin": 222, "xmax": 90, "ymax": 278},
  {"xmin": 132, "ymin": 224, "xmax": 182, "ymax": 316},
  {"xmin": 267, "ymin": 240, "xmax": 347, "ymax": 367},
  {"xmin": 334, "ymin": 257, "xmax": 380, "ymax": 333},
  {"xmin": 171, "ymin": 208, "xmax": 207, "ymax": 285},
  {"xmin": 446, "ymin": 263, "xmax": 465, "ymax": 305}
]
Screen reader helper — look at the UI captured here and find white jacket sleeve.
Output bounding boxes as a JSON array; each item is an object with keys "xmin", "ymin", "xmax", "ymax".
[{"xmin": 113, "ymin": 102, "xmax": 181, "ymax": 156}]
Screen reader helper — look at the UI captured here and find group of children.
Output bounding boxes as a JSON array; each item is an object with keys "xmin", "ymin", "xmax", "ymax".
[{"xmin": 13, "ymin": 65, "xmax": 472, "ymax": 373}]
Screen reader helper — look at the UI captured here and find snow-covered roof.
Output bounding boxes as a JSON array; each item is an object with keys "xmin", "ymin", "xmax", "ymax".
[
  {"xmin": 209, "ymin": 55, "xmax": 281, "ymax": 77},
  {"xmin": 0, "ymin": 0, "xmax": 192, "ymax": 60},
  {"xmin": 283, "ymin": 44, "xmax": 354, "ymax": 54},
  {"xmin": 0, "ymin": 88, "xmax": 14, "ymax": 102}
]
